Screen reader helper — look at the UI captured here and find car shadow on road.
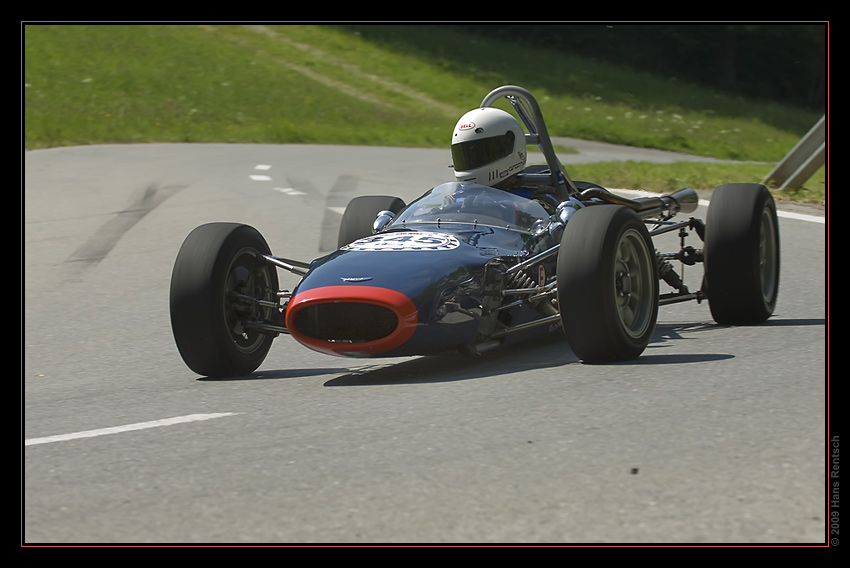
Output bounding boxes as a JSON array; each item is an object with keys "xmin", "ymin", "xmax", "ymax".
[
  {"xmin": 325, "ymin": 334, "xmax": 577, "ymax": 387},
  {"xmin": 323, "ymin": 319, "xmax": 739, "ymax": 386},
  {"xmin": 207, "ymin": 317, "xmax": 818, "ymax": 385},
  {"xmin": 197, "ymin": 367, "xmax": 352, "ymax": 382}
]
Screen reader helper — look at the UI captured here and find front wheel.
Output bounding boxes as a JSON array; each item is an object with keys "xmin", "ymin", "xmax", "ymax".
[
  {"xmin": 703, "ymin": 183, "xmax": 780, "ymax": 324},
  {"xmin": 557, "ymin": 205, "xmax": 659, "ymax": 362},
  {"xmin": 337, "ymin": 195, "xmax": 406, "ymax": 249},
  {"xmin": 170, "ymin": 223, "xmax": 280, "ymax": 377}
]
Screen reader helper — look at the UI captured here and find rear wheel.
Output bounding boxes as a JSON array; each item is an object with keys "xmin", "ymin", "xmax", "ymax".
[
  {"xmin": 337, "ymin": 195, "xmax": 406, "ymax": 248},
  {"xmin": 557, "ymin": 205, "xmax": 658, "ymax": 362},
  {"xmin": 704, "ymin": 183, "xmax": 780, "ymax": 324},
  {"xmin": 170, "ymin": 223, "xmax": 279, "ymax": 377}
]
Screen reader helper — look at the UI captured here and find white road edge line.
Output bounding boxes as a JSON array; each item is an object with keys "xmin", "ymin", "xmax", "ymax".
[
  {"xmin": 24, "ymin": 413, "xmax": 239, "ymax": 446},
  {"xmin": 776, "ymin": 210, "xmax": 825, "ymax": 224},
  {"xmin": 616, "ymin": 189, "xmax": 824, "ymax": 224}
]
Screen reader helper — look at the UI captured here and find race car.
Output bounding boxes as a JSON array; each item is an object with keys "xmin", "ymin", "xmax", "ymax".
[{"xmin": 169, "ymin": 85, "xmax": 780, "ymax": 377}]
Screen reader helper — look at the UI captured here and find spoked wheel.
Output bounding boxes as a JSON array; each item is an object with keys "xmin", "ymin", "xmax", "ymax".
[
  {"xmin": 704, "ymin": 183, "xmax": 780, "ymax": 324},
  {"xmin": 170, "ymin": 223, "xmax": 280, "ymax": 377},
  {"xmin": 557, "ymin": 205, "xmax": 659, "ymax": 362}
]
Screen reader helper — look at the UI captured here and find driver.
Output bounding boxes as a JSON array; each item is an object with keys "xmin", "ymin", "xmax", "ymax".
[{"xmin": 450, "ymin": 107, "xmax": 559, "ymax": 213}]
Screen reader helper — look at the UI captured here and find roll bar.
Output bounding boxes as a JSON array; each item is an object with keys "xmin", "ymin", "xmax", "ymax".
[
  {"xmin": 480, "ymin": 85, "xmax": 579, "ymax": 200},
  {"xmin": 480, "ymin": 85, "xmax": 699, "ymax": 219}
]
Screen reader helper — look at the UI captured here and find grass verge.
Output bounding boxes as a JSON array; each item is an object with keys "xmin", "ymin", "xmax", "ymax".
[{"xmin": 23, "ymin": 23, "xmax": 825, "ymax": 204}]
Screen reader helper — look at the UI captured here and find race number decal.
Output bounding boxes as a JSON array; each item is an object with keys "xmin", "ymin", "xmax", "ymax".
[{"xmin": 343, "ymin": 232, "xmax": 461, "ymax": 252}]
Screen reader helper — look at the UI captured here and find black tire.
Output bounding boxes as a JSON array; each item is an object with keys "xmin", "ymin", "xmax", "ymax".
[
  {"xmin": 557, "ymin": 205, "xmax": 659, "ymax": 362},
  {"xmin": 704, "ymin": 183, "xmax": 780, "ymax": 324},
  {"xmin": 170, "ymin": 223, "xmax": 279, "ymax": 377},
  {"xmin": 337, "ymin": 195, "xmax": 406, "ymax": 249}
]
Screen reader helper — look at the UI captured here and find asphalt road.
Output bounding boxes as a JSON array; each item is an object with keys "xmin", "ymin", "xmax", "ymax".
[{"xmin": 23, "ymin": 143, "xmax": 827, "ymax": 544}]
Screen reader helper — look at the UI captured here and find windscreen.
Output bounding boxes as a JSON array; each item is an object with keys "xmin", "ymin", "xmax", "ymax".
[{"xmin": 390, "ymin": 182, "xmax": 549, "ymax": 232}]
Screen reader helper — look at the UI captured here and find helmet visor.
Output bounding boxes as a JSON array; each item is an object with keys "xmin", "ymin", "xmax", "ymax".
[{"xmin": 451, "ymin": 131, "xmax": 515, "ymax": 172}]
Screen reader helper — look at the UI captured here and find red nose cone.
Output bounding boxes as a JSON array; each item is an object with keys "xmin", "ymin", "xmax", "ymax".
[{"xmin": 285, "ymin": 285, "xmax": 418, "ymax": 356}]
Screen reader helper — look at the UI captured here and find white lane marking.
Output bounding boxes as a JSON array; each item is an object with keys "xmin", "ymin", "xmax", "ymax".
[
  {"xmin": 250, "ymin": 165, "xmax": 309, "ymax": 196},
  {"xmin": 24, "ymin": 413, "xmax": 238, "ymax": 446},
  {"xmin": 273, "ymin": 187, "xmax": 306, "ymax": 196},
  {"xmin": 252, "ymin": 165, "xmax": 272, "ymax": 180}
]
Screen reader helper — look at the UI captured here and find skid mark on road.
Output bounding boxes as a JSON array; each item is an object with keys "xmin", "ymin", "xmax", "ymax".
[
  {"xmin": 281, "ymin": 174, "xmax": 357, "ymax": 253},
  {"xmin": 65, "ymin": 183, "xmax": 183, "ymax": 272},
  {"xmin": 320, "ymin": 175, "xmax": 358, "ymax": 252},
  {"xmin": 247, "ymin": 162, "xmax": 356, "ymax": 252}
]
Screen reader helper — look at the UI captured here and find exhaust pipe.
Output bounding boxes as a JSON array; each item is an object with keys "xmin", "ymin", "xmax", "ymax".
[
  {"xmin": 663, "ymin": 187, "xmax": 698, "ymax": 214},
  {"xmin": 579, "ymin": 186, "xmax": 699, "ymax": 215}
]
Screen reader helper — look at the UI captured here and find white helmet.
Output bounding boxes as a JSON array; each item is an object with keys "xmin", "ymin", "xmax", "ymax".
[{"xmin": 451, "ymin": 107, "xmax": 526, "ymax": 187}]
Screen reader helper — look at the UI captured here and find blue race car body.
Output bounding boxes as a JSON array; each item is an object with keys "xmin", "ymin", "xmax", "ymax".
[
  {"xmin": 284, "ymin": 182, "xmax": 560, "ymax": 358},
  {"xmin": 169, "ymin": 86, "xmax": 778, "ymax": 377}
]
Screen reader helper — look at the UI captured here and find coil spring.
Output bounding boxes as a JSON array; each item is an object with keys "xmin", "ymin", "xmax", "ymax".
[{"xmin": 507, "ymin": 270, "xmax": 537, "ymax": 290}]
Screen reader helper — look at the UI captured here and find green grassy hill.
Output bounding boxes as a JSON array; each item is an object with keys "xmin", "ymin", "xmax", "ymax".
[{"xmin": 23, "ymin": 24, "xmax": 825, "ymax": 202}]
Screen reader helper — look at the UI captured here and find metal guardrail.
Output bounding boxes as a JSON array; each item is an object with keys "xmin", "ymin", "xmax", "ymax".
[{"xmin": 763, "ymin": 115, "xmax": 825, "ymax": 190}]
